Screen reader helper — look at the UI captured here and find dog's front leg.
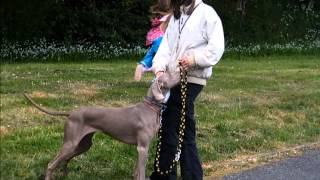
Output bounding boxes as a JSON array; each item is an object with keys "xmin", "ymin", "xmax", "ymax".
[
  {"xmin": 133, "ymin": 160, "xmax": 138, "ymax": 179},
  {"xmin": 136, "ymin": 132, "xmax": 151, "ymax": 180},
  {"xmin": 136, "ymin": 145, "xmax": 148, "ymax": 180}
]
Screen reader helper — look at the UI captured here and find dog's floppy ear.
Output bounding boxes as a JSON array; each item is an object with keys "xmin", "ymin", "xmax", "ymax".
[
  {"xmin": 151, "ymin": 79, "xmax": 165, "ymax": 102},
  {"xmin": 158, "ymin": 80, "xmax": 164, "ymax": 90}
]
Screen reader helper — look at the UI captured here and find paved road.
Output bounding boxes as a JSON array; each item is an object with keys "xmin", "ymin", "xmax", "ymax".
[{"xmin": 223, "ymin": 150, "xmax": 320, "ymax": 180}]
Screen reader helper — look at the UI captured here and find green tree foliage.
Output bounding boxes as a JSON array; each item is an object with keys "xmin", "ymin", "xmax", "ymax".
[
  {"xmin": 1, "ymin": 0, "xmax": 152, "ymax": 44},
  {"xmin": 207, "ymin": 0, "xmax": 320, "ymax": 44},
  {"xmin": 1, "ymin": 0, "xmax": 319, "ymax": 45}
]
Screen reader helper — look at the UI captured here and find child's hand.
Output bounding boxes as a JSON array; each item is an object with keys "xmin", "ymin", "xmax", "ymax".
[{"xmin": 134, "ymin": 64, "xmax": 144, "ymax": 81}]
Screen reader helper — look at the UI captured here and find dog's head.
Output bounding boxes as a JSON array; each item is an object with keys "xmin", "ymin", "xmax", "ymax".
[{"xmin": 148, "ymin": 70, "xmax": 181, "ymax": 102}]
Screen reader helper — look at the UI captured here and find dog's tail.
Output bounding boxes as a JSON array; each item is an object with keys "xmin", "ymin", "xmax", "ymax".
[{"xmin": 23, "ymin": 93, "xmax": 70, "ymax": 117}]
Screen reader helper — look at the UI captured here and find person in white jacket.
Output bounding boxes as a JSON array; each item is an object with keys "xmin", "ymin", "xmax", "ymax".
[{"xmin": 150, "ymin": 0, "xmax": 224, "ymax": 179}]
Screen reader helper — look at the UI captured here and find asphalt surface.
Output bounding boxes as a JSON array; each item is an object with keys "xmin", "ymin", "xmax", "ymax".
[{"xmin": 223, "ymin": 150, "xmax": 320, "ymax": 180}]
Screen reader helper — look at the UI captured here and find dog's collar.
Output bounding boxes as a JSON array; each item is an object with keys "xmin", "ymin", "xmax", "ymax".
[{"xmin": 143, "ymin": 96, "xmax": 166, "ymax": 112}]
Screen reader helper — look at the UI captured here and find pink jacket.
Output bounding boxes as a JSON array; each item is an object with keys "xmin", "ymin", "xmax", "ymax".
[{"xmin": 145, "ymin": 15, "xmax": 168, "ymax": 46}]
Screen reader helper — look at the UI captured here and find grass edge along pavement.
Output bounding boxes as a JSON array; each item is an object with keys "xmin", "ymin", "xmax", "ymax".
[
  {"xmin": 204, "ymin": 141, "xmax": 320, "ymax": 179},
  {"xmin": 1, "ymin": 55, "xmax": 320, "ymax": 179}
]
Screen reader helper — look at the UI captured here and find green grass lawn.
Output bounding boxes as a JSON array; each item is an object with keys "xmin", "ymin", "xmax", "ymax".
[{"xmin": 1, "ymin": 55, "xmax": 320, "ymax": 179}]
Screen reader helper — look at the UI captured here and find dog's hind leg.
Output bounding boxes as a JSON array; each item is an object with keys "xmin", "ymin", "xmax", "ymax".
[
  {"xmin": 45, "ymin": 120, "xmax": 82, "ymax": 180},
  {"xmin": 45, "ymin": 142, "xmax": 78, "ymax": 180},
  {"xmin": 62, "ymin": 133, "xmax": 95, "ymax": 176}
]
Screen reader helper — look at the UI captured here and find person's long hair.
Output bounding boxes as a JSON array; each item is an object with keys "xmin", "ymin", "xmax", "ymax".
[
  {"xmin": 171, "ymin": 0, "xmax": 195, "ymax": 19},
  {"xmin": 150, "ymin": 0, "xmax": 171, "ymax": 16},
  {"xmin": 149, "ymin": 0, "xmax": 172, "ymax": 32}
]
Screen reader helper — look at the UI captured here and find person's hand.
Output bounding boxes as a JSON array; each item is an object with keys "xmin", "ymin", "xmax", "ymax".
[
  {"xmin": 134, "ymin": 64, "xmax": 144, "ymax": 81},
  {"xmin": 178, "ymin": 55, "xmax": 190, "ymax": 70}
]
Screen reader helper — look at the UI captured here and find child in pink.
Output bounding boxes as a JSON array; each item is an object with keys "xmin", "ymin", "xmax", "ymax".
[{"xmin": 134, "ymin": 1, "xmax": 170, "ymax": 81}]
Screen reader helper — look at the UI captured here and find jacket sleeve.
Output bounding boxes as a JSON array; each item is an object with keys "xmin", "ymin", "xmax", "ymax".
[
  {"xmin": 139, "ymin": 47, "xmax": 155, "ymax": 68},
  {"xmin": 193, "ymin": 10, "xmax": 225, "ymax": 68},
  {"xmin": 139, "ymin": 37, "xmax": 163, "ymax": 68},
  {"xmin": 151, "ymin": 30, "xmax": 171, "ymax": 73}
]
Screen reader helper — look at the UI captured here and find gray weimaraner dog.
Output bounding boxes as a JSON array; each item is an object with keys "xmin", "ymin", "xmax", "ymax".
[{"xmin": 23, "ymin": 71, "xmax": 180, "ymax": 180}]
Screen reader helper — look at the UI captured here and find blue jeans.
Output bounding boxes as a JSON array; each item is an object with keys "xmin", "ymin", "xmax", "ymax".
[{"xmin": 150, "ymin": 83, "xmax": 203, "ymax": 180}]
